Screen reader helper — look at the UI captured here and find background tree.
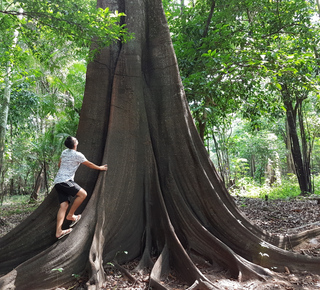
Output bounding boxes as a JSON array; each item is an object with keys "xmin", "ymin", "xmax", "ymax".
[
  {"xmin": 1, "ymin": 1, "xmax": 320, "ymax": 289},
  {"xmin": 0, "ymin": 55, "xmax": 87, "ymax": 200},
  {"xmin": 167, "ymin": 0, "xmax": 320, "ymax": 194}
]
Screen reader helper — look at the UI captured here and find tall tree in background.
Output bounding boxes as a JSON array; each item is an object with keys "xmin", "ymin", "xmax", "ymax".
[
  {"xmin": 245, "ymin": 0, "xmax": 319, "ymax": 194},
  {"xmin": 168, "ymin": 0, "xmax": 320, "ymax": 193},
  {"xmin": 1, "ymin": 0, "xmax": 320, "ymax": 289},
  {"xmin": 0, "ymin": 22, "xmax": 19, "ymax": 183}
]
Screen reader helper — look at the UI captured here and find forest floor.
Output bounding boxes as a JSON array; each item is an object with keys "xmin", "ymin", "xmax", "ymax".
[{"xmin": 1, "ymin": 196, "xmax": 320, "ymax": 289}]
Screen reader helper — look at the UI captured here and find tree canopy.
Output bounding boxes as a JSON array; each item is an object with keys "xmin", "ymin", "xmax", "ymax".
[
  {"xmin": 165, "ymin": 0, "xmax": 320, "ymax": 194},
  {"xmin": 0, "ymin": 0, "xmax": 129, "ymax": 64}
]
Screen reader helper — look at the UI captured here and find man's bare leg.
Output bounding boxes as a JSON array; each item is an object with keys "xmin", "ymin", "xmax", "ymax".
[
  {"xmin": 56, "ymin": 201, "xmax": 69, "ymax": 238},
  {"xmin": 66, "ymin": 188, "xmax": 87, "ymax": 221}
]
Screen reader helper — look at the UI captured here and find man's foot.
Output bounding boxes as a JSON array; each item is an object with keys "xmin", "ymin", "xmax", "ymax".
[
  {"xmin": 68, "ymin": 215, "xmax": 81, "ymax": 227},
  {"xmin": 56, "ymin": 228, "xmax": 72, "ymax": 239}
]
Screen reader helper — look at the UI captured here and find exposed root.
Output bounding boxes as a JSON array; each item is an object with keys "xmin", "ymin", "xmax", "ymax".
[
  {"xmin": 186, "ymin": 279, "xmax": 219, "ymax": 290},
  {"xmin": 113, "ymin": 261, "xmax": 137, "ymax": 283}
]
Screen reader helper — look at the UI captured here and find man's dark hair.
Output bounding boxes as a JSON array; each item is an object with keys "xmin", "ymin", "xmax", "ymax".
[{"xmin": 64, "ymin": 136, "xmax": 77, "ymax": 149}]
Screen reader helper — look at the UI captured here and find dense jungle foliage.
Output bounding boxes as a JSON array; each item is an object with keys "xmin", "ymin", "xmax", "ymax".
[{"xmin": 1, "ymin": 0, "xmax": 320, "ymax": 202}]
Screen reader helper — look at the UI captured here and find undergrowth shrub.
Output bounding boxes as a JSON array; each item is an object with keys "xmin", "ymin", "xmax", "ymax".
[{"xmin": 230, "ymin": 174, "xmax": 320, "ymax": 199}]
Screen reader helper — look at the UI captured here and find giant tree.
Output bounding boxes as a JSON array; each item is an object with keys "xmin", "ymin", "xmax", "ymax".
[{"xmin": 1, "ymin": 0, "xmax": 320, "ymax": 289}]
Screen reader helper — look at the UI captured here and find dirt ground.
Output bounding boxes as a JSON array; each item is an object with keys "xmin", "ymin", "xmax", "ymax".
[{"xmin": 1, "ymin": 196, "xmax": 320, "ymax": 289}]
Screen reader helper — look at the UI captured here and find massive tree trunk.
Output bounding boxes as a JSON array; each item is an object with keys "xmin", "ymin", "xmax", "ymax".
[{"xmin": 1, "ymin": 0, "xmax": 320, "ymax": 289}]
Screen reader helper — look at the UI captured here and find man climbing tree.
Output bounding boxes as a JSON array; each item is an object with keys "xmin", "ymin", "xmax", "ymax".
[
  {"xmin": 1, "ymin": 0, "xmax": 320, "ymax": 289},
  {"xmin": 54, "ymin": 136, "xmax": 108, "ymax": 239}
]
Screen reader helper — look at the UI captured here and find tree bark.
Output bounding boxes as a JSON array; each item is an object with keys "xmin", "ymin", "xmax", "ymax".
[
  {"xmin": 0, "ymin": 63, "xmax": 11, "ymax": 179},
  {"xmin": 1, "ymin": 1, "xmax": 320, "ymax": 289},
  {"xmin": 297, "ymin": 102, "xmax": 312, "ymax": 193},
  {"xmin": 30, "ymin": 165, "xmax": 44, "ymax": 201},
  {"xmin": 281, "ymin": 83, "xmax": 311, "ymax": 194},
  {"xmin": 0, "ymin": 28, "xmax": 18, "ymax": 183},
  {"xmin": 285, "ymin": 121, "xmax": 296, "ymax": 174}
]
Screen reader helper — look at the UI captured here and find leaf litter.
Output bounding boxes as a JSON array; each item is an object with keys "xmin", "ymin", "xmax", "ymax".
[{"xmin": 2, "ymin": 197, "xmax": 320, "ymax": 289}]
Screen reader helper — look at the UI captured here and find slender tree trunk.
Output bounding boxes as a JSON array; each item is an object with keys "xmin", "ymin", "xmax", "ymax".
[
  {"xmin": 285, "ymin": 121, "xmax": 296, "ymax": 174},
  {"xmin": 0, "ymin": 63, "xmax": 11, "ymax": 180},
  {"xmin": 221, "ymin": 127, "xmax": 231, "ymax": 187},
  {"xmin": 281, "ymin": 84, "xmax": 310, "ymax": 194},
  {"xmin": 198, "ymin": 118, "xmax": 206, "ymax": 141},
  {"xmin": 212, "ymin": 130, "xmax": 231, "ymax": 187},
  {"xmin": 212, "ymin": 132, "xmax": 225, "ymax": 183},
  {"xmin": 203, "ymin": 0, "xmax": 215, "ymax": 38},
  {"xmin": 250, "ymin": 155, "xmax": 255, "ymax": 178},
  {"xmin": 43, "ymin": 160, "xmax": 49, "ymax": 195},
  {"xmin": 0, "ymin": 29, "xmax": 18, "ymax": 184},
  {"xmin": 297, "ymin": 102, "xmax": 312, "ymax": 193},
  {"xmin": 0, "ymin": 168, "xmax": 5, "ymax": 204},
  {"xmin": 30, "ymin": 166, "xmax": 44, "ymax": 202}
]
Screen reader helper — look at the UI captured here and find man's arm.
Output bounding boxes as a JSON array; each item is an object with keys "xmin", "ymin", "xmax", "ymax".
[{"xmin": 82, "ymin": 161, "xmax": 108, "ymax": 171}]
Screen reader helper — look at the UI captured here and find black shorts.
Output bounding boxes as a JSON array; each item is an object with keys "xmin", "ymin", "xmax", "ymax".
[{"xmin": 54, "ymin": 180, "xmax": 81, "ymax": 204}]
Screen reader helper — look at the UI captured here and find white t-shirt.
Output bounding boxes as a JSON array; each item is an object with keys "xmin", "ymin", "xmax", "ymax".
[{"xmin": 54, "ymin": 149, "xmax": 87, "ymax": 184}]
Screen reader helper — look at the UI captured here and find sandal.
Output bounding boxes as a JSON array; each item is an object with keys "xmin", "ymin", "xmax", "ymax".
[
  {"xmin": 57, "ymin": 228, "xmax": 72, "ymax": 239},
  {"xmin": 69, "ymin": 215, "xmax": 81, "ymax": 227}
]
